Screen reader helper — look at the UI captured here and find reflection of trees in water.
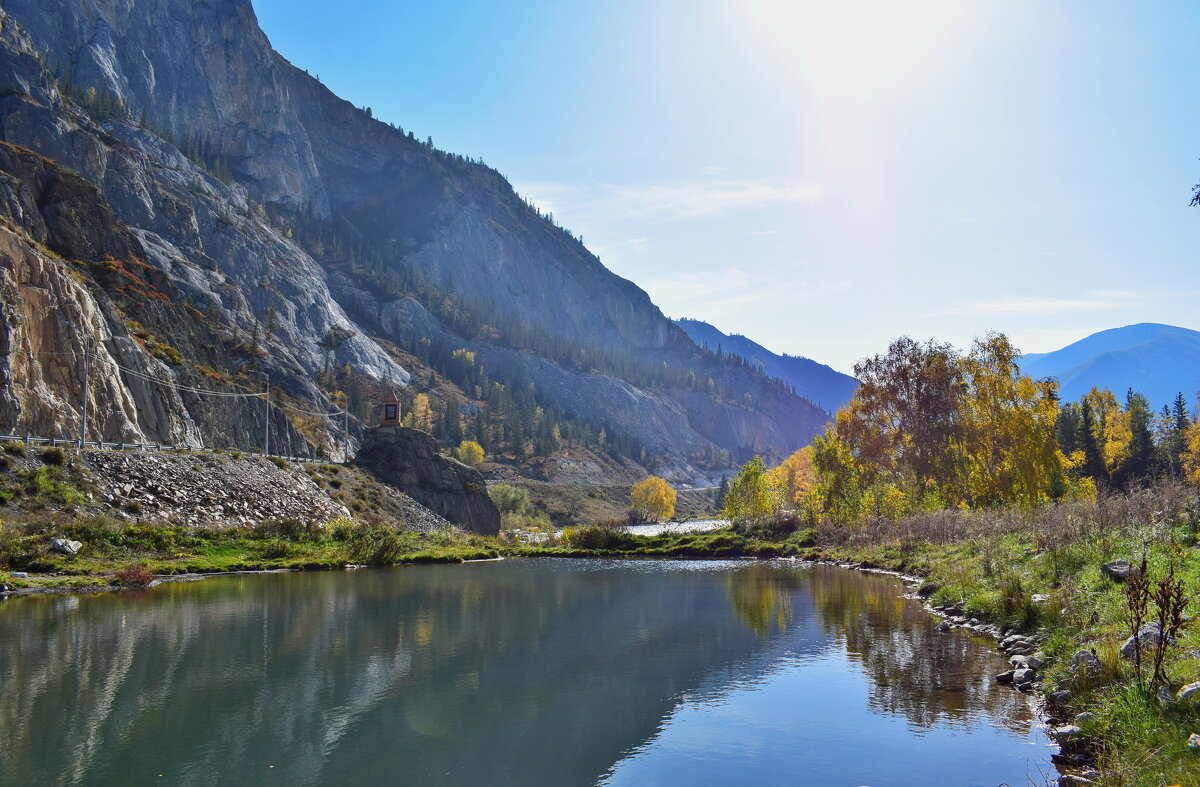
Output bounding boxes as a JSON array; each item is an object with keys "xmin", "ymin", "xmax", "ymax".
[
  {"xmin": 805, "ymin": 566, "xmax": 1035, "ymax": 733},
  {"xmin": 725, "ymin": 564, "xmax": 797, "ymax": 637}
]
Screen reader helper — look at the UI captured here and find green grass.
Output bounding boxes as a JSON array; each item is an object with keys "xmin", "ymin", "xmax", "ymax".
[{"xmin": 0, "ymin": 516, "xmax": 500, "ymax": 587}]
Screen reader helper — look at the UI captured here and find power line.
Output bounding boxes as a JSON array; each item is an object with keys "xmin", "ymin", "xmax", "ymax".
[{"xmin": 112, "ymin": 361, "xmax": 266, "ymax": 399}]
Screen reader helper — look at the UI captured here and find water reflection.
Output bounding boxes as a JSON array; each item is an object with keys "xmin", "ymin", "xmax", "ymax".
[{"xmin": 0, "ymin": 560, "xmax": 1043, "ymax": 786}]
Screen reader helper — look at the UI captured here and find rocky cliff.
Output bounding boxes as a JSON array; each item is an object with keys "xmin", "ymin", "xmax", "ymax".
[
  {"xmin": 0, "ymin": 0, "xmax": 828, "ymax": 474},
  {"xmin": 353, "ymin": 426, "xmax": 500, "ymax": 535}
]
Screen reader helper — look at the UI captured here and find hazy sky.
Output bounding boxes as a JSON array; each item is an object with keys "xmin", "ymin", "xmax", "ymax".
[{"xmin": 254, "ymin": 0, "xmax": 1200, "ymax": 374}]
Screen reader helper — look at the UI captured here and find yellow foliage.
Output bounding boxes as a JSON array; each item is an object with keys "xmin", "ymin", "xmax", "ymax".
[
  {"xmin": 767, "ymin": 447, "xmax": 818, "ymax": 508},
  {"xmin": 411, "ymin": 393, "xmax": 434, "ymax": 433},
  {"xmin": 631, "ymin": 475, "xmax": 676, "ymax": 523},
  {"xmin": 1184, "ymin": 422, "xmax": 1200, "ymax": 485},
  {"xmin": 455, "ymin": 440, "xmax": 484, "ymax": 466}
]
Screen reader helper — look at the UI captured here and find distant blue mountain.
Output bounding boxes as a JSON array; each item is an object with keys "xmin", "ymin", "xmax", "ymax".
[
  {"xmin": 1020, "ymin": 323, "xmax": 1200, "ymax": 408},
  {"xmin": 674, "ymin": 318, "xmax": 858, "ymax": 414}
]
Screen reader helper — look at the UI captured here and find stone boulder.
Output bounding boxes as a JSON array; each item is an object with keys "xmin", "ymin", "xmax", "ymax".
[
  {"xmin": 1070, "ymin": 650, "xmax": 1102, "ymax": 676},
  {"xmin": 1120, "ymin": 622, "xmax": 1167, "ymax": 660},
  {"xmin": 1101, "ymin": 560, "xmax": 1132, "ymax": 582},
  {"xmin": 354, "ymin": 426, "xmax": 500, "ymax": 535},
  {"xmin": 50, "ymin": 538, "xmax": 83, "ymax": 556}
]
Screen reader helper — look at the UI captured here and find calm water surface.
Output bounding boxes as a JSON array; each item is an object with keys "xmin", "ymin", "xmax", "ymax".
[{"xmin": 0, "ymin": 560, "xmax": 1050, "ymax": 786}]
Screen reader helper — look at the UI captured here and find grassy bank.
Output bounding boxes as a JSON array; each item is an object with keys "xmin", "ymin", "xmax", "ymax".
[{"xmin": 0, "ymin": 514, "xmax": 499, "ymax": 592}]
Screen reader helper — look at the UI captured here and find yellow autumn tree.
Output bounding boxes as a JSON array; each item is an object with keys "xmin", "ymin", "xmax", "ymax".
[
  {"xmin": 1184, "ymin": 422, "xmax": 1200, "ymax": 485},
  {"xmin": 767, "ymin": 446, "xmax": 818, "ymax": 508},
  {"xmin": 631, "ymin": 475, "xmax": 676, "ymax": 523},
  {"xmin": 455, "ymin": 440, "xmax": 484, "ymax": 466},
  {"xmin": 1082, "ymin": 387, "xmax": 1131, "ymax": 479},
  {"xmin": 956, "ymin": 334, "xmax": 1065, "ymax": 507},
  {"xmin": 409, "ymin": 393, "xmax": 434, "ymax": 433}
]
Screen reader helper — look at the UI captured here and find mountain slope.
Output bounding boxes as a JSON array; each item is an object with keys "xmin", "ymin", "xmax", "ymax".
[
  {"xmin": 1020, "ymin": 323, "xmax": 1200, "ymax": 407},
  {"xmin": 0, "ymin": 0, "xmax": 827, "ymax": 478},
  {"xmin": 675, "ymin": 319, "xmax": 857, "ymax": 413}
]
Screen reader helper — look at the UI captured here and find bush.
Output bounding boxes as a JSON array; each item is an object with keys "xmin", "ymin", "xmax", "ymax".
[
  {"xmin": 19, "ymin": 467, "xmax": 86, "ymax": 508},
  {"xmin": 344, "ymin": 526, "xmax": 408, "ymax": 565},
  {"xmin": 0, "ymin": 454, "xmax": 9, "ymax": 472},
  {"xmin": 115, "ymin": 563, "xmax": 154, "ymax": 586},
  {"xmin": 258, "ymin": 518, "xmax": 321, "ymax": 542},
  {"xmin": 40, "ymin": 446, "xmax": 66, "ymax": 466},
  {"xmin": 455, "ymin": 440, "xmax": 485, "ymax": 466},
  {"xmin": 489, "ymin": 484, "xmax": 529, "ymax": 516},
  {"xmin": 259, "ymin": 539, "xmax": 293, "ymax": 559},
  {"xmin": 269, "ymin": 456, "xmax": 289, "ymax": 470},
  {"xmin": 563, "ymin": 521, "xmax": 629, "ymax": 550},
  {"xmin": 3, "ymin": 444, "xmax": 25, "ymax": 457}
]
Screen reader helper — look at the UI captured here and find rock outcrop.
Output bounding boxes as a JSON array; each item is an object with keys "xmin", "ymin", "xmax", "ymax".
[
  {"xmin": 354, "ymin": 427, "xmax": 500, "ymax": 535},
  {"xmin": 0, "ymin": 0, "xmax": 832, "ymax": 474}
]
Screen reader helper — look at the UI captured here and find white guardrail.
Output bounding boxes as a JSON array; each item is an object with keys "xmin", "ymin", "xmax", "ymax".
[{"xmin": 0, "ymin": 433, "xmax": 325, "ymax": 464}]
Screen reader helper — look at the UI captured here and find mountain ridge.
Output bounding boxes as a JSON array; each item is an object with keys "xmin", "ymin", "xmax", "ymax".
[
  {"xmin": 1020, "ymin": 322, "xmax": 1200, "ymax": 408},
  {"xmin": 0, "ymin": 0, "xmax": 827, "ymax": 481},
  {"xmin": 674, "ymin": 318, "xmax": 857, "ymax": 414}
]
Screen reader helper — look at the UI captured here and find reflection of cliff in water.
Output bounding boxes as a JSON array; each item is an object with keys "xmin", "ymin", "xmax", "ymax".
[
  {"xmin": 0, "ymin": 560, "xmax": 1034, "ymax": 787},
  {"xmin": 0, "ymin": 561, "xmax": 812, "ymax": 786}
]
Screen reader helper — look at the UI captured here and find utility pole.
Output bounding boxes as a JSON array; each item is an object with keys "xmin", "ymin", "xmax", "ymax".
[
  {"xmin": 78, "ymin": 336, "xmax": 90, "ymax": 451},
  {"xmin": 263, "ymin": 374, "xmax": 270, "ymax": 457}
]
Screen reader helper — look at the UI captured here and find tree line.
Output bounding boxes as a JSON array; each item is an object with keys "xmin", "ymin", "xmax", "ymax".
[{"xmin": 721, "ymin": 333, "xmax": 1200, "ymax": 527}]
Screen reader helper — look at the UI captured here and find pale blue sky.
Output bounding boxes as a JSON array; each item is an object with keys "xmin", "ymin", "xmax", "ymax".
[{"xmin": 254, "ymin": 0, "xmax": 1200, "ymax": 374}]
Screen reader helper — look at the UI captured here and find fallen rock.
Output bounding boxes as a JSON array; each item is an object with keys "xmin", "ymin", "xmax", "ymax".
[
  {"xmin": 1026, "ymin": 654, "xmax": 1046, "ymax": 670},
  {"xmin": 1070, "ymin": 650, "xmax": 1102, "ymax": 676},
  {"xmin": 1101, "ymin": 559, "xmax": 1132, "ymax": 582},
  {"xmin": 1177, "ymin": 682, "xmax": 1200, "ymax": 703},
  {"xmin": 1120, "ymin": 622, "xmax": 1168, "ymax": 660},
  {"xmin": 50, "ymin": 538, "xmax": 83, "ymax": 556},
  {"xmin": 1014, "ymin": 667, "xmax": 1037, "ymax": 684},
  {"xmin": 1158, "ymin": 685, "xmax": 1175, "ymax": 707},
  {"xmin": 1189, "ymin": 733, "xmax": 1200, "ymax": 751},
  {"xmin": 1052, "ymin": 725, "xmax": 1083, "ymax": 743},
  {"xmin": 935, "ymin": 621, "xmax": 950, "ymax": 632},
  {"xmin": 1050, "ymin": 690, "xmax": 1073, "ymax": 704},
  {"xmin": 1074, "ymin": 712, "xmax": 1098, "ymax": 726},
  {"xmin": 996, "ymin": 670, "xmax": 1015, "ymax": 684},
  {"xmin": 1057, "ymin": 776, "xmax": 1095, "ymax": 786}
]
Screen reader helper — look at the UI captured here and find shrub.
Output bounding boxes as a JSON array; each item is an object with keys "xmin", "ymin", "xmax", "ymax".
[
  {"xmin": 455, "ymin": 440, "xmax": 485, "ymax": 466},
  {"xmin": 115, "ymin": 563, "xmax": 154, "ymax": 586},
  {"xmin": 0, "ymin": 454, "xmax": 9, "ymax": 472},
  {"xmin": 489, "ymin": 484, "xmax": 529, "ymax": 516},
  {"xmin": 3, "ymin": 444, "xmax": 25, "ymax": 457},
  {"xmin": 563, "ymin": 521, "xmax": 629, "ymax": 550},
  {"xmin": 344, "ymin": 526, "xmax": 407, "ymax": 565},
  {"xmin": 19, "ymin": 467, "xmax": 85, "ymax": 508},
  {"xmin": 259, "ymin": 539, "xmax": 293, "ymax": 559},
  {"xmin": 258, "ymin": 518, "xmax": 321, "ymax": 542},
  {"xmin": 269, "ymin": 456, "xmax": 289, "ymax": 470},
  {"xmin": 40, "ymin": 446, "xmax": 66, "ymax": 466}
]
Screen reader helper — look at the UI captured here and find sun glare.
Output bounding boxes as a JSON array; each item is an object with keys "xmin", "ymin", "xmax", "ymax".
[{"xmin": 741, "ymin": 0, "xmax": 966, "ymax": 101}]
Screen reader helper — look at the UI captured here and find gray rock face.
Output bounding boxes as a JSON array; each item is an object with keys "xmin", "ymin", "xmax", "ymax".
[
  {"xmin": 354, "ymin": 426, "xmax": 500, "ymax": 535},
  {"xmin": 1101, "ymin": 560, "xmax": 1132, "ymax": 582},
  {"xmin": 0, "ymin": 0, "xmax": 829, "ymax": 472}
]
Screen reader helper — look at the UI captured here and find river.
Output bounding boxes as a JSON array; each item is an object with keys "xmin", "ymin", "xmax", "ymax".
[{"xmin": 0, "ymin": 560, "xmax": 1050, "ymax": 786}]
